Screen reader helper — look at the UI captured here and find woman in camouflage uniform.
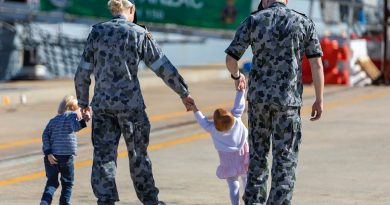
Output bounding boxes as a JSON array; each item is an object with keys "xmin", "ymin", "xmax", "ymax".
[{"xmin": 74, "ymin": 0, "xmax": 194, "ymax": 204}]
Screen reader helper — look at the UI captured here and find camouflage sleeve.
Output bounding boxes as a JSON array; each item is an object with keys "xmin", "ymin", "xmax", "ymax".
[
  {"xmin": 141, "ymin": 32, "xmax": 189, "ymax": 98},
  {"xmin": 74, "ymin": 30, "xmax": 95, "ymax": 108},
  {"xmin": 225, "ymin": 17, "xmax": 252, "ymax": 61},
  {"xmin": 304, "ymin": 21, "xmax": 323, "ymax": 58}
]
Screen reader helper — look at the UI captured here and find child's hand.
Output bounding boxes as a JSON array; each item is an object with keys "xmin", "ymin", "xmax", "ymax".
[
  {"xmin": 76, "ymin": 108, "xmax": 83, "ymax": 120},
  {"xmin": 235, "ymin": 74, "xmax": 247, "ymax": 91},
  {"xmin": 237, "ymin": 87, "xmax": 246, "ymax": 92},
  {"xmin": 190, "ymin": 103, "xmax": 199, "ymax": 112},
  {"xmin": 48, "ymin": 154, "xmax": 58, "ymax": 165}
]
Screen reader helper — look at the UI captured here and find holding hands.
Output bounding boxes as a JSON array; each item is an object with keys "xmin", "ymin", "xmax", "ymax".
[
  {"xmin": 81, "ymin": 107, "xmax": 92, "ymax": 122},
  {"xmin": 188, "ymin": 101, "xmax": 199, "ymax": 112},
  {"xmin": 183, "ymin": 71, "xmax": 247, "ymax": 113},
  {"xmin": 182, "ymin": 95, "xmax": 195, "ymax": 112},
  {"xmin": 233, "ymin": 73, "xmax": 247, "ymax": 91}
]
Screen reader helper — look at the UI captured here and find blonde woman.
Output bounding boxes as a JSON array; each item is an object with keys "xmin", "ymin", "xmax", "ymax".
[{"xmin": 74, "ymin": 0, "xmax": 193, "ymax": 204}]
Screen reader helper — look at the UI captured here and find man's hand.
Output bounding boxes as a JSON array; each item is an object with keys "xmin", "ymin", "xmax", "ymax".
[
  {"xmin": 182, "ymin": 95, "xmax": 195, "ymax": 112},
  {"xmin": 47, "ymin": 154, "xmax": 58, "ymax": 165},
  {"xmin": 310, "ymin": 100, "xmax": 323, "ymax": 121},
  {"xmin": 235, "ymin": 74, "xmax": 247, "ymax": 91}
]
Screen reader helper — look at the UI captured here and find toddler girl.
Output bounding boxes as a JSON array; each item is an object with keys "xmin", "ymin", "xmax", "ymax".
[{"xmin": 191, "ymin": 90, "xmax": 249, "ymax": 205}]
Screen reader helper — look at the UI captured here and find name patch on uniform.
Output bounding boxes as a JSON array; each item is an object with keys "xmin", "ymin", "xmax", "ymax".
[
  {"xmin": 151, "ymin": 55, "xmax": 168, "ymax": 71},
  {"xmin": 80, "ymin": 60, "xmax": 92, "ymax": 70}
]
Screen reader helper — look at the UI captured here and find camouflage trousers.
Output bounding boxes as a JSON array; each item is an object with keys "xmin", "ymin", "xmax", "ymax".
[
  {"xmin": 91, "ymin": 109, "xmax": 159, "ymax": 205},
  {"xmin": 243, "ymin": 103, "xmax": 302, "ymax": 205}
]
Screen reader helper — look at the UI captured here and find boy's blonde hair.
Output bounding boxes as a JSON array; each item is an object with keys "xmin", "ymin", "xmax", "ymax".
[
  {"xmin": 213, "ymin": 108, "xmax": 234, "ymax": 132},
  {"xmin": 58, "ymin": 95, "xmax": 79, "ymax": 114}
]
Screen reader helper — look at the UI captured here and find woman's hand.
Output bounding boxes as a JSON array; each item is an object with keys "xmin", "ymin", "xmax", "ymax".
[
  {"xmin": 182, "ymin": 95, "xmax": 195, "ymax": 112},
  {"xmin": 82, "ymin": 107, "xmax": 92, "ymax": 122}
]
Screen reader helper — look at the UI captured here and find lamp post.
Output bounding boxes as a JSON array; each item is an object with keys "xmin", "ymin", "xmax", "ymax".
[{"xmin": 309, "ymin": 0, "xmax": 314, "ymax": 19}]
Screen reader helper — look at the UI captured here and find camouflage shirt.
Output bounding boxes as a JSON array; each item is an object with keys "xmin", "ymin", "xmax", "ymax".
[
  {"xmin": 75, "ymin": 15, "xmax": 189, "ymax": 110},
  {"xmin": 225, "ymin": 2, "xmax": 323, "ymax": 107}
]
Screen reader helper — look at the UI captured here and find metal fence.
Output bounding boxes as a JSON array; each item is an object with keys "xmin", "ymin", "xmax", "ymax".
[{"xmin": 0, "ymin": 22, "xmax": 86, "ymax": 80}]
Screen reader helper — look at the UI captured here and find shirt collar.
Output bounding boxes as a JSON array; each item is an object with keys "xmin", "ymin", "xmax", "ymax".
[
  {"xmin": 112, "ymin": 14, "xmax": 127, "ymax": 20},
  {"xmin": 269, "ymin": 1, "xmax": 287, "ymax": 8}
]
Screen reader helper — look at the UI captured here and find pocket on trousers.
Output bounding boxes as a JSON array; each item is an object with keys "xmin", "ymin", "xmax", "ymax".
[
  {"xmin": 290, "ymin": 113, "xmax": 302, "ymax": 153},
  {"xmin": 133, "ymin": 119, "xmax": 151, "ymax": 152}
]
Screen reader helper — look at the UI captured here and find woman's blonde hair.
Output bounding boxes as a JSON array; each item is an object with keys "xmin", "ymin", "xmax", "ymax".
[
  {"xmin": 58, "ymin": 95, "xmax": 79, "ymax": 114},
  {"xmin": 213, "ymin": 108, "xmax": 235, "ymax": 132},
  {"xmin": 107, "ymin": 0, "xmax": 133, "ymax": 14}
]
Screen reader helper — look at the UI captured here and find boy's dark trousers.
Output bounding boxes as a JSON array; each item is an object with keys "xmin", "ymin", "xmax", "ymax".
[{"xmin": 41, "ymin": 155, "xmax": 74, "ymax": 205}]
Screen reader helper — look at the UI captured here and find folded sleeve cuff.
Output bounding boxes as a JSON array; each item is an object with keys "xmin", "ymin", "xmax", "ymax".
[
  {"xmin": 306, "ymin": 53, "xmax": 323, "ymax": 59},
  {"xmin": 225, "ymin": 49, "xmax": 241, "ymax": 61},
  {"xmin": 79, "ymin": 119, "xmax": 87, "ymax": 129},
  {"xmin": 180, "ymin": 92, "xmax": 190, "ymax": 98},
  {"xmin": 78, "ymin": 102, "xmax": 89, "ymax": 109}
]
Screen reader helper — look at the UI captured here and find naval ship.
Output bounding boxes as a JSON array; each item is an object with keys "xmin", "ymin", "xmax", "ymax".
[{"xmin": 0, "ymin": 0, "xmax": 384, "ymax": 83}]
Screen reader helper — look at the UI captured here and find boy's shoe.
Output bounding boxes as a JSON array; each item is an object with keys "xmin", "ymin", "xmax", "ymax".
[
  {"xmin": 158, "ymin": 201, "xmax": 166, "ymax": 205},
  {"xmin": 40, "ymin": 201, "xmax": 49, "ymax": 205}
]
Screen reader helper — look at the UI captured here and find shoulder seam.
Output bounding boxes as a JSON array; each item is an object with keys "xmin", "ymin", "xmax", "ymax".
[{"xmin": 92, "ymin": 22, "xmax": 104, "ymax": 28}]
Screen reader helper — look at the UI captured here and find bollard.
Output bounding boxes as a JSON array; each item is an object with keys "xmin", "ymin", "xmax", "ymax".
[{"xmin": 20, "ymin": 94, "xmax": 27, "ymax": 105}]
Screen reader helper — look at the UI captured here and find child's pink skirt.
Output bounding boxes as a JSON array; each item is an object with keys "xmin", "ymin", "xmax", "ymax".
[{"xmin": 216, "ymin": 143, "xmax": 249, "ymax": 179}]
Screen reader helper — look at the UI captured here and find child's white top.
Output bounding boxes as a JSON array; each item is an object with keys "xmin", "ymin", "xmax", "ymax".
[{"xmin": 194, "ymin": 90, "xmax": 248, "ymax": 153}]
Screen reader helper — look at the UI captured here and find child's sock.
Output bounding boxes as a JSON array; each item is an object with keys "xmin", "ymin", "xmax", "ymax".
[{"xmin": 241, "ymin": 175, "xmax": 247, "ymax": 190}]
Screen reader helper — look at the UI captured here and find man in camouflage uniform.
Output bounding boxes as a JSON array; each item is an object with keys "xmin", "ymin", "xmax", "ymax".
[
  {"xmin": 225, "ymin": 0, "xmax": 325, "ymax": 204},
  {"xmin": 74, "ymin": 1, "xmax": 193, "ymax": 204}
]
